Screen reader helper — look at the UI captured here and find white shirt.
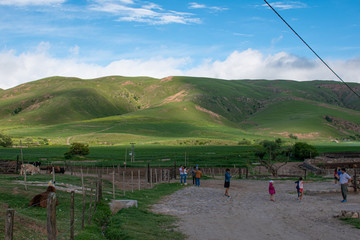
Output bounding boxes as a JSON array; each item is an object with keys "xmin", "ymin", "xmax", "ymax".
[
  {"xmin": 299, "ymin": 181, "xmax": 304, "ymax": 189},
  {"xmin": 339, "ymin": 172, "xmax": 351, "ymax": 184}
]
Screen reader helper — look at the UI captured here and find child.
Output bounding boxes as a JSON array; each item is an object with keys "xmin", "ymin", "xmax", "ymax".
[
  {"xmin": 296, "ymin": 177, "xmax": 312, "ymax": 201},
  {"xmin": 224, "ymin": 169, "xmax": 232, "ymax": 197},
  {"xmin": 195, "ymin": 168, "xmax": 202, "ymax": 187},
  {"xmin": 269, "ymin": 180, "xmax": 275, "ymax": 201}
]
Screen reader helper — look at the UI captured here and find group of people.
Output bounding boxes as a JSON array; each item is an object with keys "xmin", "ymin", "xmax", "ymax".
[
  {"xmin": 180, "ymin": 166, "xmax": 353, "ymax": 203},
  {"xmin": 179, "ymin": 165, "xmax": 203, "ymax": 187},
  {"xmin": 268, "ymin": 168, "xmax": 353, "ymax": 202}
]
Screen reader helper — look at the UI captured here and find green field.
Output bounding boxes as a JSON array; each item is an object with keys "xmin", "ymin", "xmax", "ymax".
[{"xmin": 1, "ymin": 143, "xmax": 359, "ymax": 168}]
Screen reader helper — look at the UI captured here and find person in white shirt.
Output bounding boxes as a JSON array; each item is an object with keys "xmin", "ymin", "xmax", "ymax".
[
  {"xmin": 339, "ymin": 168, "xmax": 352, "ymax": 203},
  {"xmin": 179, "ymin": 165, "xmax": 184, "ymax": 185}
]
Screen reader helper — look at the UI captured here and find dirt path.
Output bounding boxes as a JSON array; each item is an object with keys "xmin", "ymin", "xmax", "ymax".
[{"xmin": 152, "ymin": 180, "xmax": 360, "ymax": 240}]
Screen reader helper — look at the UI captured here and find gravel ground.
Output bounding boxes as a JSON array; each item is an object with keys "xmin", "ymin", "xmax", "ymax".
[{"xmin": 152, "ymin": 179, "xmax": 360, "ymax": 240}]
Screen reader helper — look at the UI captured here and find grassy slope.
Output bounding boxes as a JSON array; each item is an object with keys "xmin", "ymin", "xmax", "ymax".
[{"xmin": 0, "ymin": 76, "xmax": 359, "ymax": 143}]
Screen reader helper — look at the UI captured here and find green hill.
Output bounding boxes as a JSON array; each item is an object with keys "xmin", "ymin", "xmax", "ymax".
[{"xmin": 0, "ymin": 76, "xmax": 359, "ymax": 145}]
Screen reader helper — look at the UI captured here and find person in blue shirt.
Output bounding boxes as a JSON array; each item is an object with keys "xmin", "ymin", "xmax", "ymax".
[{"xmin": 224, "ymin": 169, "xmax": 232, "ymax": 198}]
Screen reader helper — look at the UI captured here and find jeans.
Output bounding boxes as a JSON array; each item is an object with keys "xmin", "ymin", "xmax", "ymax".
[
  {"xmin": 195, "ymin": 178, "xmax": 200, "ymax": 186},
  {"xmin": 341, "ymin": 184, "xmax": 348, "ymax": 200},
  {"xmin": 184, "ymin": 175, "xmax": 187, "ymax": 184},
  {"xmin": 180, "ymin": 174, "xmax": 184, "ymax": 184},
  {"xmin": 193, "ymin": 176, "xmax": 196, "ymax": 185}
]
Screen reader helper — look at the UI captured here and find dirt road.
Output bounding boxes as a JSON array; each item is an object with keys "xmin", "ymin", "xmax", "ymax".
[{"xmin": 152, "ymin": 180, "xmax": 360, "ymax": 240}]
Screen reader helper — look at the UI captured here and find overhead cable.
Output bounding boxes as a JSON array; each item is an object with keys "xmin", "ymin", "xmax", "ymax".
[{"xmin": 263, "ymin": 0, "xmax": 360, "ymax": 98}]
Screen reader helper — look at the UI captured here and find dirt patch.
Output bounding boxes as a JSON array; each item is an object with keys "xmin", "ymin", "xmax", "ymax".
[
  {"xmin": 272, "ymin": 131, "xmax": 320, "ymax": 139},
  {"xmin": 195, "ymin": 105, "xmax": 223, "ymax": 124},
  {"xmin": 160, "ymin": 90, "xmax": 188, "ymax": 105},
  {"xmin": 122, "ymin": 81, "xmax": 136, "ymax": 86},
  {"xmin": 161, "ymin": 76, "xmax": 173, "ymax": 82},
  {"xmin": 152, "ymin": 180, "xmax": 360, "ymax": 240},
  {"xmin": 147, "ymin": 84, "xmax": 160, "ymax": 92}
]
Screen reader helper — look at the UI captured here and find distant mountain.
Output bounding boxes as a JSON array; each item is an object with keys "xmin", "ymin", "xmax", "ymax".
[{"xmin": 0, "ymin": 76, "xmax": 359, "ymax": 144}]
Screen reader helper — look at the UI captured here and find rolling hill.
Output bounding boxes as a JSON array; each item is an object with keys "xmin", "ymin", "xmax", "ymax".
[{"xmin": 0, "ymin": 76, "xmax": 359, "ymax": 145}]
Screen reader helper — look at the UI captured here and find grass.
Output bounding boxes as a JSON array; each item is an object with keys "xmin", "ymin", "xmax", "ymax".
[
  {"xmin": 1, "ymin": 142, "xmax": 359, "ymax": 168},
  {"xmin": 0, "ymin": 171, "xmax": 185, "ymax": 240},
  {"xmin": 0, "ymin": 174, "xmax": 95, "ymax": 240},
  {"xmin": 105, "ymin": 183, "xmax": 185, "ymax": 240},
  {"xmin": 340, "ymin": 218, "xmax": 360, "ymax": 229}
]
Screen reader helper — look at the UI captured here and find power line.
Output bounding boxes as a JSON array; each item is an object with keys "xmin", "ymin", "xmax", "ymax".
[{"xmin": 263, "ymin": 0, "xmax": 360, "ymax": 98}]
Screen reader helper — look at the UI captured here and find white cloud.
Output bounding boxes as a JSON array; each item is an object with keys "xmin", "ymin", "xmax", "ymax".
[
  {"xmin": 189, "ymin": 2, "xmax": 227, "ymax": 11},
  {"xmin": 262, "ymin": 1, "xmax": 307, "ymax": 10},
  {"xmin": 185, "ymin": 49, "xmax": 359, "ymax": 83},
  {"xmin": 89, "ymin": 0, "xmax": 200, "ymax": 25},
  {"xmin": 0, "ymin": 0, "xmax": 65, "ymax": 6},
  {"xmin": 0, "ymin": 46, "xmax": 360, "ymax": 90}
]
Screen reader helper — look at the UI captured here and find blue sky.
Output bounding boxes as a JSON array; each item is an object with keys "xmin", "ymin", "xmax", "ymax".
[{"xmin": 0, "ymin": 0, "xmax": 359, "ymax": 89}]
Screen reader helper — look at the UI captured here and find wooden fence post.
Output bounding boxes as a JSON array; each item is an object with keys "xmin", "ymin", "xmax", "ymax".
[
  {"xmin": 155, "ymin": 169, "xmax": 158, "ymax": 183},
  {"xmin": 123, "ymin": 171, "xmax": 125, "ymax": 196},
  {"xmin": 52, "ymin": 167, "xmax": 55, "ymax": 183},
  {"xmin": 24, "ymin": 171, "xmax": 28, "ymax": 191},
  {"xmin": 88, "ymin": 187, "xmax": 93, "ymax": 225},
  {"xmin": 138, "ymin": 170, "xmax": 141, "ymax": 190},
  {"xmin": 147, "ymin": 163, "xmax": 150, "ymax": 183},
  {"xmin": 168, "ymin": 169, "xmax": 170, "ymax": 183},
  {"xmin": 112, "ymin": 169, "xmax": 116, "ymax": 199},
  {"xmin": 246, "ymin": 167, "xmax": 249, "ymax": 179},
  {"xmin": 354, "ymin": 168, "xmax": 357, "ymax": 192},
  {"xmin": 96, "ymin": 169, "xmax": 102, "ymax": 203},
  {"xmin": 16, "ymin": 155, "xmax": 19, "ymax": 174},
  {"xmin": 150, "ymin": 169, "xmax": 153, "ymax": 188},
  {"xmin": 173, "ymin": 161, "xmax": 177, "ymax": 180},
  {"xmin": 5, "ymin": 209, "xmax": 15, "ymax": 240},
  {"xmin": 47, "ymin": 192, "xmax": 57, "ymax": 240},
  {"xmin": 70, "ymin": 191, "xmax": 75, "ymax": 240},
  {"xmin": 131, "ymin": 171, "xmax": 134, "ymax": 193},
  {"xmin": 81, "ymin": 169, "xmax": 86, "ymax": 230}
]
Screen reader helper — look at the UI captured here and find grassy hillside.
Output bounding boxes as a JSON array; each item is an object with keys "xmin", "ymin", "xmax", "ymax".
[{"xmin": 0, "ymin": 76, "xmax": 359, "ymax": 144}]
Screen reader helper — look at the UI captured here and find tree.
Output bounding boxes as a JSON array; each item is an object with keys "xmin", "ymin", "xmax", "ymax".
[
  {"xmin": 0, "ymin": 133, "xmax": 13, "ymax": 147},
  {"xmin": 64, "ymin": 142, "xmax": 90, "ymax": 159},
  {"xmin": 254, "ymin": 140, "xmax": 288, "ymax": 177},
  {"xmin": 292, "ymin": 142, "xmax": 318, "ymax": 160}
]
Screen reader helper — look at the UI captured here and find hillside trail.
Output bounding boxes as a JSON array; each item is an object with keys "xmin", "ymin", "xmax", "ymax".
[{"xmin": 152, "ymin": 180, "xmax": 360, "ymax": 240}]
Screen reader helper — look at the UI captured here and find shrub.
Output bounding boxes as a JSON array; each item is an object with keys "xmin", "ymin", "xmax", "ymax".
[
  {"xmin": 64, "ymin": 142, "xmax": 90, "ymax": 159},
  {"xmin": 292, "ymin": 142, "xmax": 318, "ymax": 160},
  {"xmin": 0, "ymin": 133, "xmax": 13, "ymax": 147}
]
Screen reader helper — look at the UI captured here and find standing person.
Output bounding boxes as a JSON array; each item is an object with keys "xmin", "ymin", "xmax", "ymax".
[
  {"xmin": 224, "ymin": 169, "xmax": 232, "ymax": 197},
  {"xmin": 295, "ymin": 179, "xmax": 300, "ymax": 199},
  {"xmin": 191, "ymin": 167, "xmax": 196, "ymax": 185},
  {"xmin": 339, "ymin": 168, "xmax": 352, "ymax": 203},
  {"xmin": 179, "ymin": 165, "xmax": 184, "ymax": 185},
  {"xmin": 334, "ymin": 168, "xmax": 339, "ymax": 184},
  {"xmin": 195, "ymin": 168, "xmax": 202, "ymax": 187},
  {"xmin": 183, "ymin": 167, "xmax": 188, "ymax": 185},
  {"xmin": 296, "ymin": 177, "xmax": 312, "ymax": 201},
  {"xmin": 269, "ymin": 180, "xmax": 276, "ymax": 201}
]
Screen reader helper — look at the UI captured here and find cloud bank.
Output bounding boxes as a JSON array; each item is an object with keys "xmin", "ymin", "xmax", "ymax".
[{"xmin": 0, "ymin": 46, "xmax": 359, "ymax": 90}]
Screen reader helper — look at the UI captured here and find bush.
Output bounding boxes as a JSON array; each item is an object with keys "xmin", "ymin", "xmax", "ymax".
[
  {"xmin": 292, "ymin": 142, "xmax": 318, "ymax": 160},
  {"xmin": 64, "ymin": 142, "xmax": 89, "ymax": 159},
  {"xmin": 0, "ymin": 133, "xmax": 13, "ymax": 147}
]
